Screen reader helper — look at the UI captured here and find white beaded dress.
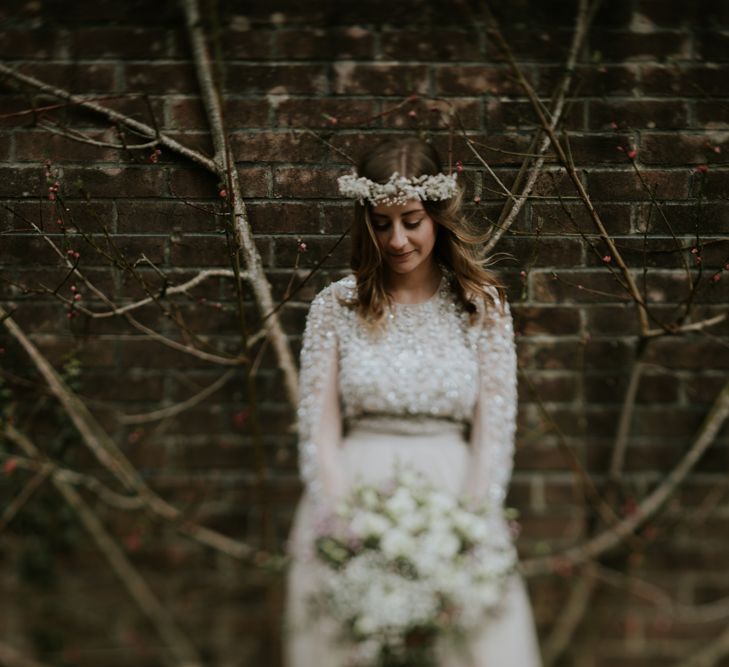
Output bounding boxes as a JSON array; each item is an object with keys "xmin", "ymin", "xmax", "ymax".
[{"xmin": 283, "ymin": 269, "xmax": 542, "ymax": 667}]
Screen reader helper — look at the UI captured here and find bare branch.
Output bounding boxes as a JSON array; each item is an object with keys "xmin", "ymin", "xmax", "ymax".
[
  {"xmin": 4, "ymin": 424, "xmax": 204, "ymax": 667},
  {"xmin": 521, "ymin": 374, "xmax": 729, "ymax": 576},
  {"xmin": 0, "ymin": 63, "xmax": 215, "ymax": 172}
]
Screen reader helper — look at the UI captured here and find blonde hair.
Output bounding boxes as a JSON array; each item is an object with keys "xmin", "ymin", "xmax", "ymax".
[{"xmin": 343, "ymin": 137, "xmax": 508, "ymax": 326}]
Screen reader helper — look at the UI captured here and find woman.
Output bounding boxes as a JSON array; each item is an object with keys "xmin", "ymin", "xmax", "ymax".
[{"xmin": 283, "ymin": 137, "xmax": 542, "ymax": 666}]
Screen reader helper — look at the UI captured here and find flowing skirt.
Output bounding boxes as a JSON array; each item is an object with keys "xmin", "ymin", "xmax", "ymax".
[{"xmin": 283, "ymin": 424, "xmax": 543, "ymax": 667}]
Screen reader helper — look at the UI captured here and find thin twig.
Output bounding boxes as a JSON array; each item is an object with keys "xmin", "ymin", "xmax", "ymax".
[{"xmin": 4, "ymin": 424, "xmax": 204, "ymax": 667}]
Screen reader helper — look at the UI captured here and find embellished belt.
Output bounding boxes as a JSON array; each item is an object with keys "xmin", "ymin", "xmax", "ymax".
[{"xmin": 345, "ymin": 414, "xmax": 469, "ymax": 437}]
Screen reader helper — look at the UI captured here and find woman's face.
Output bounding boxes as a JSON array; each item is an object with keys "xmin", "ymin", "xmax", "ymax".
[{"xmin": 370, "ymin": 198, "xmax": 438, "ymax": 276}]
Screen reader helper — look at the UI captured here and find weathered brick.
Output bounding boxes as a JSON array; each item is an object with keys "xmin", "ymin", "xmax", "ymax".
[
  {"xmin": 117, "ymin": 200, "xmax": 219, "ymax": 233},
  {"xmin": 272, "ymin": 235, "xmax": 351, "ymax": 270},
  {"xmin": 124, "ymin": 62, "xmax": 198, "ymax": 94},
  {"xmin": 273, "ymin": 98, "xmax": 378, "ymax": 129},
  {"xmin": 247, "ymin": 202, "xmax": 321, "ymax": 234},
  {"xmin": 272, "ymin": 166, "xmax": 341, "ymax": 199},
  {"xmin": 9, "ymin": 200, "xmax": 115, "ymax": 233},
  {"xmin": 587, "ymin": 169, "xmax": 689, "ymax": 201},
  {"xmin": 531, "ymin": 269, "xmax": 638, "ymax": 303},
  {"xmin": 225, "ymin": 64, "xmax": 328, "ymax": 95},
  {"xmin": 333, "ymin": 62, "xmax": 429, "ymax": 96},
  {"xmin": 584, "ymin": 304, "xmax": 642, "ymax": 335},
  {"xmin": 643, "ymin": 337, "xmax": 729, "ymax": 369},
  {"xmin": 498, "ymin": 235, "xmax": 584, "ymax": 268},
  {"xmin": 531, "ymin": 202, "xmax": 633, "ymax": 235},
  {"xmin": 383, "ymin": 97, "xmax": 483, "ymax": 131},
  {"xmin": 516, "ymin": 305, "xmax": 581, "ymax": 336},
  {"xmin": 61, "ymin": 166, "xmax": 168, "ymax": 198},
  {"xmin": 221, "ymin": 28, "xmax": 275, "ymax": 60},
  {"xmin": 70, "ymin": 27, "xmax": 170, "ymax": 59},
  {"xmin": 433, "ymin": 64, "xmax": 527, "ymax": 96},
  {"xmin": 567, "ymin": 133, "xmax": 639, "ymax": 165},
  {"xmin": 642, "ymin": 64, "xmax": 729, "ymax": 97},
  {"xmin": 0, "ymin": 29, "xmax": 63, "ymax": 59},
  {"xmin": 16, "ymin": 62, "xmax": 117, "ymax": 92},
  {"xmin": 693, "ymin": 100, "xmax": 729, "ymax": 130},
  {"xmin": 485, "ymin": 98, "xmax": 585, "ymax": 131},
  {"xmin": 640, "ymin": 132, "xmax": 729, "ymax": 165},
  {"xmin": 277, "ymin": 27, "xmax": 374, "ymax": 60},
  {"xmin": 169, "ymin": 233, "xmax": 272, "ymax": 268},
  {"xmin": 636, "ymin": 201, "xmax": 729, "ymax": 235},
  {"xmin": 538, "ymin": 64, "xmax": 640, "ymax": 96},
  {"xmin": 168, "ymin": 166, "xmax": 268, "ymax": 199},
  {"xmin": 526, "ymin": 373, "xmax": 580, "ymax": 402},
  {"xmin": 588, "ymin": 99, "xmax": 689, "ymax": 131},
  {"xmin": 584, "ymin": 372, "xmax": 680, "ymax": 403},
  {"xmin": 14, "ymin": 129, "xmax": 120, "ymax": 163},
  {"xmin": 381, "ymin": 28, "xmax": 482, "ymax": 61},
  {"xmin": 691, "ymin": 168, "xmax": 729, "ymax": 199},
  {"xmin": 587, "ymin": 29, "xmax": 690, "ymax": 62}
]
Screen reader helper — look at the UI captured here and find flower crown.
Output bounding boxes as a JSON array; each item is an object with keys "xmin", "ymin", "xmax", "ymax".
[{"xmin": 337, "ymin": 170, "xmax": 459, "ymax": 206}]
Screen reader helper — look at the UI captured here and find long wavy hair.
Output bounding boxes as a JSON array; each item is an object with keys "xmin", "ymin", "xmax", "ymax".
[{"xmin": 343, "ymin": 137, "xmax": 508, "ymax": 327}]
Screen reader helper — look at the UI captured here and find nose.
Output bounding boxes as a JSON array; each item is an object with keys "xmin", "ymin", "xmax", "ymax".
[{"xmin": 388, "ymin": 222, "xmax": 408, "ymax": 251}]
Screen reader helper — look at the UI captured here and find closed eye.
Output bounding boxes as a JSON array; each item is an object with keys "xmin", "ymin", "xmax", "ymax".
[{"xmin": 372, "ymin": 219, "xmax": 423, "ymax": 231}]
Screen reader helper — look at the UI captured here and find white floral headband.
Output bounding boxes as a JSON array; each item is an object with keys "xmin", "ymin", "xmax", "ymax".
[{"xmin": 337, "ymin": 170, "xmax": 459, "ymax": 206}]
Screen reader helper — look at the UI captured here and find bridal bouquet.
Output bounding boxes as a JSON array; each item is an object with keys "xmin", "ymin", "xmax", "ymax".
[{"xmin": 309, "ymin": 464, "xmax": 518, "ymax": 667}]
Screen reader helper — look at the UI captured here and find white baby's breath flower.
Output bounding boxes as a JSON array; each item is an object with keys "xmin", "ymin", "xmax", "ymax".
[
  {"xmin": 398, "ymin": 508, "xmax": 428, "ymax": 535},
  {"xmin": 427, "ymin": 490, "xmax": 457, "ymax": 514},
  {"xmin": 380, "ymin": 528, "xmax": 416, "ymax": 559},
  {"xmin": 337, "ymin": 170, "xmax": 459, "ymax": 206},
  {"xmin": 350, "ymin": 510, "xmax": 390, "ymax": 539},
  {"xmin": 385, "ymin": 486, "xmax": 417, "ymax": 518},
  {"xmin": 360, "ymin": 487, "xmax": 379, "ymax": 510}
]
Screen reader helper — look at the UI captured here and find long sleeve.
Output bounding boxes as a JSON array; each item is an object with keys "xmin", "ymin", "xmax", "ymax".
[
  {"xmin": 462, "ymin": 287, "xmax": 518, "ymax": 510},
  {"xmin": 296, "ymin": 286, "xmax": 348, "ymax": 507}
]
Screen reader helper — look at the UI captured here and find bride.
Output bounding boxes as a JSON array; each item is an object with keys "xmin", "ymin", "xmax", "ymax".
[{"xmin": 283, "ymin": 137, "xmax": 542, "ymax": 666}]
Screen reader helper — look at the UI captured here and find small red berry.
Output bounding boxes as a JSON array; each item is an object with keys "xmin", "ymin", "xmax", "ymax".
[
  {"xmin": 3, "ymin": 458, "xmax": 18, "ymax": 475},
  {"xmin": 218, "ymin": 189, "xmax": 227, "ymax": 198},
  {"xmin": 627, "ymin": 149, "xmax": 637, "ymax": 159}
]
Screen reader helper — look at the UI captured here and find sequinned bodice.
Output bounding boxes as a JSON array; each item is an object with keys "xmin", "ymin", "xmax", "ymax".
[
  {"xmin": 296, "ymin": 268, "xmax": 518, "ymax": 510},
  {"xmin": 333, "ymin": 274, "xmax": 479, "ymax": 428}
]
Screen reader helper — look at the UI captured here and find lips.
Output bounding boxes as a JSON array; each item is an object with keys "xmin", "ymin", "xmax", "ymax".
[{"xmin": 390, "ymin": 250, "xmax": 414, "ymax": 260}]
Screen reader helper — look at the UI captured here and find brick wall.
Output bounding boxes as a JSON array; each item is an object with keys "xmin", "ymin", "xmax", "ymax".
[{"xmin": 1, "ymin": 1, "xmax": 729, "ymax": 665}]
